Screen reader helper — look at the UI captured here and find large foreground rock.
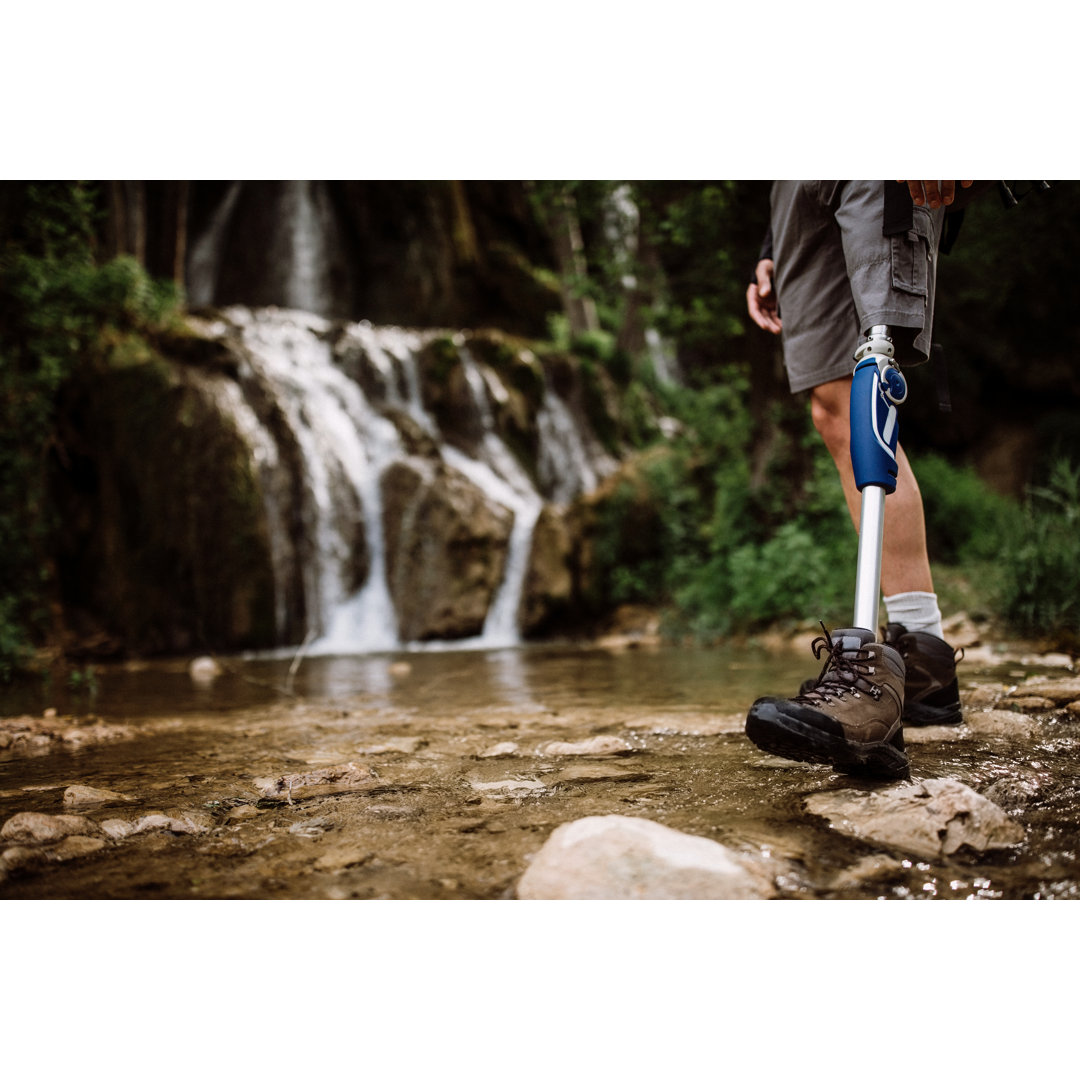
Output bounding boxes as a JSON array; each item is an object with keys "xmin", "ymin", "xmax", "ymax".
[
  {"xmin": 804, "ymin": 778, "xmax": 1025, "ymax": 862},
  {"xmin": 516, "ymin": 815, "xmax": 777, "ymax": 900}
]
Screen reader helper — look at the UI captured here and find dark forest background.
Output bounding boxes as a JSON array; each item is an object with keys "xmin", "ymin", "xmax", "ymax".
[{"xmin": 2, "ymin": 180, "xmax": 1079, "ymax": 680}]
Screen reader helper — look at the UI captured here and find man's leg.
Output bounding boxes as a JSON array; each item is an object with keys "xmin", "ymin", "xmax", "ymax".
[
  {"xmin": 810, "ymin": 375, "xmax": 933, "ymax": 599},
  {"xmin": 808, "ymin": 374, "xmax": 962, "ymax": 726}
]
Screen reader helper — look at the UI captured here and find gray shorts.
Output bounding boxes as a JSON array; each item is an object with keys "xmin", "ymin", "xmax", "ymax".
[{"xmin": 770, "ymin": 181, "xmax": 945, "ymax": 394}]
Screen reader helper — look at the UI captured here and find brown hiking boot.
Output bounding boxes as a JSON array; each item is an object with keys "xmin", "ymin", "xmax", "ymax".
[
  {"xmin": 882, "ymin": 623, "xmax": 963, "ymax": 726},
  {"xmin": 746, "ymin": 626, "xmax": 909, "ymax": 779},
  {"xmin": 795, "ymin": 623, "xmax": 964, "ymax": 726}
]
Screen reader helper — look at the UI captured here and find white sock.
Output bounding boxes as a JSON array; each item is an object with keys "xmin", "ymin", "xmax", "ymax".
[{"xmin": 883, "ymin": 591, "xmax": 944, "ymax": 640}]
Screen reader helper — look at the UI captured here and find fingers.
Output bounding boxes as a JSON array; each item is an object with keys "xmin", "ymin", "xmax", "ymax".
[
  {"xmin": 899, "ymin": 181, "xmax": 974, "ymax": 209},
  {"xmin": 746, "ymin": 282, "xmax": 782, "ymax": 334}
]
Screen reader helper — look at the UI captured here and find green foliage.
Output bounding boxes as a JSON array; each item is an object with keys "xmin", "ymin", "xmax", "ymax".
[
  {"xmin": 0, "ymin": 182, "xmax": 181, "ymax": 679},
  {"xmin": 915, "ymin": 452, "xmax": 1022, "ymax": 564},
  {"xmin": 997, "ymin": 459, "xmax": 1080, "ymax": 648}
]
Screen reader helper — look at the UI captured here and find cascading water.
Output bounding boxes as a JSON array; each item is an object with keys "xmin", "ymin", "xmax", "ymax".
[{"xmin": 204, "ymin": 307, "xmax": 614, "ymax": 655}]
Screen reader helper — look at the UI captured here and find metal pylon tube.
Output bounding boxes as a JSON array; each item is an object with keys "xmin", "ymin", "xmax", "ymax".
[{"xmin": 853, "ymin": 483, "xmax": 886, "ymax": 633}]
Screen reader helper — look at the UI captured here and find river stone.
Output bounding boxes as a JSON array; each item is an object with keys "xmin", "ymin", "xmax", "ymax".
[
  {"xmin": 540, "ymin": 735, "xmax": 633, "ymax": 756},
  {"xmin": 478, "ymin": 741, "xmax": 520, "ymax": 758},
  {"xmin": 965, "ymin": 709, "xmax": 1040, "ymax": 736},
  {"xmin": 63, "ymin": 784, "xmax": 133, "ymax": 808},
  {"xmin": 1, "ymin": 812, "xmax": 103, "ymax": 845},
  {"xmin": 381, "ymin": 459, "xmax": 513, "ymax": 642},
  {"xmin": 516, "ymin": 815, "xmax": 777, "ymax": 900},
  {"xmin": 101, "ymin": 818, "xmax": 137, "ymax": 840},
  {"xmin": 622, "ymin": 711, "xmax": 744, "ymax": 736},
  {"xmin": 1007, "ymin": 676, "xmax": 1080, "ymax": 705},
  {"xmin": 253, "ymin": 762, "xmax": 378, "ymax": 801},
  {"xmin": 902, "ymin": 724, "xmax": 969, "ymax": 744},
  {"xmin": 470, "ymin": 778, "xmax": 547, "ymax": 796},
  {"xmin": 804, "ymin": 778, "xmax": 1025, "ymax": 862},
  {"xmin": 132, "ymin": 810, "xmax": 213, "ymax": 835}
]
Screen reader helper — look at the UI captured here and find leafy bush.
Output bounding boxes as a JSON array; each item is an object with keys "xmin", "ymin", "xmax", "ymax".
[
  {"xmin": 997, "ymin": 459, "xmax": 1080, "ymax": 647},
  {"xmin": 915, "ymin": 452, "xmax": 1021, "ymax": 564},
  {"xmin": 0, "ymin": 183, "xmax": 180, "ymax": 679}
]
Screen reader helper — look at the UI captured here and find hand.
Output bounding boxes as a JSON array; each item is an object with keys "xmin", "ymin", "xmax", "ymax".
[
  {"xmin": 747, "ymin": 258, "xmax": 782, "ymax": 334},
  {"xmin": 899, "ymin": 180, "xmax": 974, "ymax": 209}
]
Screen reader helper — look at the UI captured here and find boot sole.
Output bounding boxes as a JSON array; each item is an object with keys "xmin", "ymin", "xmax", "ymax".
[{"xmin": 746, "ymin": 698, "xmax": 910, "ymax": 780}]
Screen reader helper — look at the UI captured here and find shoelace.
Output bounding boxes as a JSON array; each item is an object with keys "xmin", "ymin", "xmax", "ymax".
[{"xmin": 797, "ymin": 624, "xmax": 882, "ymax": 704}]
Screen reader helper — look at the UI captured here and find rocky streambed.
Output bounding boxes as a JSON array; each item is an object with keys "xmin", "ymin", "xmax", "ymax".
[{"xmin": 2, "ymin": 623, "xmax": 1079, "ymax": 900}]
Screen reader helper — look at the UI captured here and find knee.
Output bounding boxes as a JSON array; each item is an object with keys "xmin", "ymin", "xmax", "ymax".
[{"xmin": 810, "ymin": 383, "xmax": 850, "ymax": 452}]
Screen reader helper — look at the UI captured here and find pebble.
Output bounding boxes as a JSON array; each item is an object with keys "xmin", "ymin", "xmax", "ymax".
[
  {"xmin": 189, "ymin": 656, "xmax": 222, "ymax": 683},
  {"xmin": 63, "ymin": 785, "xmax": 133, "ymax": 808},
  {"xmin": 517, "ymin": 815, "xmax": 777, "ymax": 900},
  {"xmin": 141, "ymin": 811, "xmax": 213, "ymax": 835},
  {"xmin": 478, "ymin": 741, "xmax": 520, "ymax": 758},
  {"xmin": 541, "ymin": 736, "xmax": 633, "ymax": 757},
  {"xmin": 1, "ymin": 812, "xmax": 102, "ymax": 844},
  {"xmin": 252, "ymin": 762, "xmax": 378, "ymax": 801},
  {"xmin": 352, "ymin": 737, "xmax": 426, "ymax": 755},
  {"xmin": 470, "ymin": 778, "xmax": 547, "ymax": 796}
]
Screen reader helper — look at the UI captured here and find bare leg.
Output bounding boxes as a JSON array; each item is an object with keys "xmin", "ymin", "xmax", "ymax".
[{"xmin": 810, "ymin": 375, "xmax": 934, "ymax": 597}]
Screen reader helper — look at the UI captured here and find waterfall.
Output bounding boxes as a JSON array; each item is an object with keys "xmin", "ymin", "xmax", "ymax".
[
  {"xmin": 204, "ymin": 308, "xmax": 612, "ymax": 655},
  {"xmin": 225, "ymin": 308, "xmax": 406, "ymax": 652},
  {"xmin": 186, "ymin": 181, "xmax": 243, "ymax": 307},
  {"xmin": 448, "ymin": 345, "xmax": 544, "ymax": 647}
]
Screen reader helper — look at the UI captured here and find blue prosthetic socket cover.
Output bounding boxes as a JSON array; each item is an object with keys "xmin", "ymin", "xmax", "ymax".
[{"xmin": 850, "ymin": 356, "xmax": 904, "ymax": 494}]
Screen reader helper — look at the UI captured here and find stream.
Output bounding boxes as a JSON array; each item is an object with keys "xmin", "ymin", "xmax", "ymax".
[{"xmin": 2, "ymin": 637, "xmax": 1080, "ymax": 900}]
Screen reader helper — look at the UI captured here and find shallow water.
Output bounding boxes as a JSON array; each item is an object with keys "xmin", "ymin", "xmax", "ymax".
[{"xmin": 2, "ymin": 642, "xmax": 1079, "ymax": 900}]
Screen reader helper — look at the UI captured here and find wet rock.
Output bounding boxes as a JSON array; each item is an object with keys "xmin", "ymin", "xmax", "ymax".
[
  {"xmin": 520, "ymin": 505, "xmax": 575, "ymax": 638},
  {"xmin": 381, "ymin": 459, "xmax": 513, "ymax": 642},
  {"xmin": 253, "ymin": 762, "xmax": 379, "ymax": 801},
  {"xmin": 478, "ymin": 741, "xmax": 520, "ymax": 758},
  {"xmin": 1007, "ymin": 676, "xmax": 1080, "ymax": 706},
  {"xmin": 100, "ymin": 819, "xmax": 136, "ymax": 840},
  {"xmin": 313, "ymin": 844, "xmax": 374, "ymax": 872},
  {"xmin": 189, "ymin": 656, "xmax": 223, "ymax": 683},
  {"xmin": 63, "ymin": 784, "xmax": 134, "ymax": 808},
  {"xmin": 804, "ymin": 778, "xmax": 1025, "ymax": 862},
  {"xmin": 1, "ymin": 812, "xmax": 103, "ymax": 845},
  {"xmin": 981, "ymin": 772, "xmax": 1043, "ymax": 811},
  {"xmin": 555, "ymin": 763, "xmax": 652, "ymax": 784},
  {"xmin": 0, "ymin": 715, "xmax": 134, "ymax": 753},
  {"xmin": 963, "ymin": 684, "xmax": 1006, "ymax": 708},
  {"xmin": 1006, "ymin": 696, "xmax": 1057, "ymax": 711},
  {"xmin": 516, "ymin": 815, "xmax": 777, "ymax": 900},
  {"xmin": 131, "ymin": 811, "xmax": 213, "ymax": 835},
  {"xmin": 51, "ymin": 835, "xmax": 108, "ymax": 860},
  {"xmin": 289, "ymin": 817, "xmax": 333, "ymax": 837},
  {"xmin": 623, "ymin": 711, "xmax": 744, "ymax": 736},
  {"xmin": 540, "ymin": 735, "xmax": 633, "ymax": 757},
  {"xmin": 829, "ymin": 854, "xmax": 907, "ymax": 891},
  {"xmin": 0, "ymin": 833, "xmax": 106, "ymax": 873},
  {"xmin": 903, "ymin": 724, "xmax": 969, "ymax": 744},
  {"xmin": 965, "ymin": 709, "xmax": 1041, "ymax": 736},
  {"xmin": 353, "ymin": 737, "xmax": 426, "ymax": 755},
  {"xmin": 470, "ymin": 778, "xmax": 547, "ymax": 797}
]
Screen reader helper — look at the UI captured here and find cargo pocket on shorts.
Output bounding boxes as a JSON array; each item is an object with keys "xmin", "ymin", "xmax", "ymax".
[{"xmin": 890, "ymin": 207, "xmax": 933, "ymax": 297}]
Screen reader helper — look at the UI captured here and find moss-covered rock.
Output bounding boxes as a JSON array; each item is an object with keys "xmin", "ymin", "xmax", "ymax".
[{"xmin": 50, "ymin": 350, "xmax": 277, "ymax": 656}]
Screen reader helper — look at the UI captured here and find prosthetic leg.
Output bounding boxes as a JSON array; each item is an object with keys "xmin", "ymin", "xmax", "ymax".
[
  {"xmin": 850, "ymin": 325, "xmax": 907, "ymax": 636},
  {"xmin": 742, "ymin": 324, "xmax": 914, "ymax": 777}
]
